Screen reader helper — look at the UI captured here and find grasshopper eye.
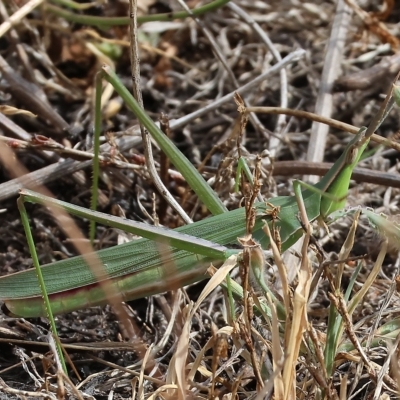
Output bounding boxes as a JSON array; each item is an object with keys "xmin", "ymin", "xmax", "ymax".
[{"xmin": 346, "ymin": 145, "xmax": 358, "ymax": 165}]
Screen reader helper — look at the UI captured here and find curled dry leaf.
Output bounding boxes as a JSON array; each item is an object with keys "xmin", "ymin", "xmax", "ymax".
[{"xmin": 0, "ymin": 105, "xmax": 36, "ymax": 118}]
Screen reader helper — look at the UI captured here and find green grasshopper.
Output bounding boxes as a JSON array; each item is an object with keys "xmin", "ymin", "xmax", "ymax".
[{"xmin": 0, "ymin": 67, "xmax": 398, "ymax": 321}]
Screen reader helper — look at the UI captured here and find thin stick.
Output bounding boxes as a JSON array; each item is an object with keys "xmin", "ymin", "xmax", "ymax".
[
  {"xmin": 246, "ymin": 106, "xmax": 400, "ymax": 151},
  {"xmin": 0, "ymin": 51, "xmax": 306, "ymax": 202},
  {"xmin": 176, "ymin": 0, "xmax": 266, "ymax": 136},
  {"xmin": 101, "ymin": 66, "xmax": 228, "ymax": 216},
  {"xmin": 0, "ymin": 0, "xmax": 44, "ymax": 37},
  {"xmin": 172, "ymin": 49, "xmax": 306, "ymax": 130},
  {"xmin": 306, "ymin": 0, "xmax": 351, "ymax": 183},
  {"xmin": 128, "ymin": 0, "xmax": 191, "ymax": 224},
  {"xmin": 227, "ymin": 2, "xmax": 289, "ymax": 152}
]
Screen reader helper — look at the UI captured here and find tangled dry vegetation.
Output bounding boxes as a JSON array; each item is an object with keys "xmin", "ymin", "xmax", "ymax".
[{"xmin": 1, "ymin": 0, "xmax": 400, "ymax": 399}]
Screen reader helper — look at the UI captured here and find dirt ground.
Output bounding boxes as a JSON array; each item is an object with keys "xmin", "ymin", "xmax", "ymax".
[{"xmin": 1, "ymin": 0, "xmax": 400, "ymax": 398}]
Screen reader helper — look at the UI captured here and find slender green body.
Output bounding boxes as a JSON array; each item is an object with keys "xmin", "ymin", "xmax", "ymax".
[
  {"xmin": 0, "ymin": 126, "xmax": 373, "ymax": 318},
  {"xmin": 0, "ymin": 195, "xmax": 306, "ymax": 317},
  {"xmin": 0, "ymin": 128, "xmax": 371, "ymax": 317}
]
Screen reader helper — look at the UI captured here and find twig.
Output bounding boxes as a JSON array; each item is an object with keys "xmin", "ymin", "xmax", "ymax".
[
  {"xmin": 0, "ymin": 0, "xmax": 44, "ymax": 37},
  {"xmin": 128, "ymin": 0, "xmax": 191, "ymax": 223},
  {"xmin": 245, "ymin": 106, "xmax": 400, "ymax": 152},
  {"xmin": 175, "ymin": 0, "xmax": 266, "ymax": 136},
  {"xmin": 0, "ymin": 54, "xmax": 70, "ymax": 134},
  {"xmin": 306, "ymin": 0, "xmax": 352, "ymax": 183},
  {"xmin": 227, "ymin": 2, "xmax": 289, "ymax": 155},
  {"xmin": 172, "ymin": 49, "xmax": 305, "ymax": 130}
]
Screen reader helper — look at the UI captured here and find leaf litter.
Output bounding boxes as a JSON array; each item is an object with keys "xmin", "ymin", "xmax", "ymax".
[{"xmin": 0, "ymin": 0, "xmax": 400, "ymax": 398}]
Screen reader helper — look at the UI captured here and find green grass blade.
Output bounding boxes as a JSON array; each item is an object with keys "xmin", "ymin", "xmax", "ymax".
[
  {"xmin": 101, "ymin": 66, "xmax": 228, "ymax": 216},
  {"xmin": 21, "ymin": 189, "xmax": 231, "ymax": 259},
  {"xmin": 46, "ymin": 0, "xmax": 231, "ymax": 27},
  {"xmin": 17, "ymin": 195, "xmax": 68, "ymax": 374},
  {"xmin": 89, "ymin": 72, "xmax": 103, "ymax": 245}
]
